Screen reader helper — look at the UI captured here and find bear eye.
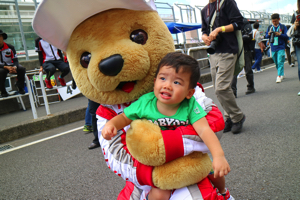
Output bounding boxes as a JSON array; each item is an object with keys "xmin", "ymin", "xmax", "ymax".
[
  {"xmin": 80, "ymin": 52, "xmax": 91, "ymax": 68},
  {"xmin": 130, "ymin": 29, "xmax": 148, "ymax": 45}
]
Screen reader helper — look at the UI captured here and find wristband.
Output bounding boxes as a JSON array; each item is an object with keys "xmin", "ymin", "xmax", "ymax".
[{"xmin": 221, "ymin": 26, "xmax": 226, "ymax": 33}]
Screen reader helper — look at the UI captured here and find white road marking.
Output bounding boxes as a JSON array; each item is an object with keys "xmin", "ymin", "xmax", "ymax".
[{"xmin": 0, "ymin": 126, "xmax": 83, "ymax": 155}]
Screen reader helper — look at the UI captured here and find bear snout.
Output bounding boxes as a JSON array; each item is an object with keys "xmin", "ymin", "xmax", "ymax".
[{"xmin": 99, "ymin": 54, "xmax": 124, "ymax": 76}]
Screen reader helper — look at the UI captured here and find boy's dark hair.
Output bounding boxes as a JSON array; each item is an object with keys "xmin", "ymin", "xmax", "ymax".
[
  {"xmin": 155, "ymin": 52, "xmax": 200, "ymax": 89},
  {"xmin": 253, "ymin": 22, "xmax": 259, "ymax": 29},
  {"xmin": 271, "ymin": 13, "xmax": 280, "ymax": 19}
]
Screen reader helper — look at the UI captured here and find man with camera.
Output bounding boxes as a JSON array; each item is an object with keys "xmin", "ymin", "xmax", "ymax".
[
  {"xmin": 265, "ymin": 13, "xmax": 288, "ymax": 83},
  {"xmin": 201, "ymin": 0, "xmax": 245, "ymax": 134}
]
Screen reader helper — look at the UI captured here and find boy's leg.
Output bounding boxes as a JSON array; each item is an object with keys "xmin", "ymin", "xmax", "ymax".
[
  {"xmin": 208, "ymin": 174, "xmax": 225, "ymax": 194},
  {"xmin": 277, "ymin": 49, "xmax": 285, "ymax": 77},
  {"xmin": 271, "ymin": 51, "xmax": 279, "ymax": 76},
  {"xmin": 147, "ymin": 188, "xmax": 171, "ymax": 200}
]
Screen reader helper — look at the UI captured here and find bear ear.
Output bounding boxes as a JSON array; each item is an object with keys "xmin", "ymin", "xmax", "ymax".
[{"xmin": 32, "ymin": 0, "xmax": 157, "ymax": 51}]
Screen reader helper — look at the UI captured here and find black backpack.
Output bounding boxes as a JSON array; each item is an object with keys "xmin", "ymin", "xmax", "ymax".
[{"xmin": 241, "ymin": 18, "xmax": 255, "ymax": 56}]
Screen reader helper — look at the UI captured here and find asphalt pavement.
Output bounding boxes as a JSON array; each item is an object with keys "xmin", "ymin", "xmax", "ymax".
[{"xmin": 0, "ymin": 61, "xmax": 300, "ymax": 199}]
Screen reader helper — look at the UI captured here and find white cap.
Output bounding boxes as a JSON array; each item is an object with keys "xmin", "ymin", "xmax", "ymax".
[{"xmin": 32, "ymin": 0, "xmax": 157, "ymax": 51}]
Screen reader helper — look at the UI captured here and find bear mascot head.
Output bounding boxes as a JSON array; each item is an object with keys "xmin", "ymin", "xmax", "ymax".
[{"xmin": 33, "ymin": 0, "xmax": 225, "ymax": 199}]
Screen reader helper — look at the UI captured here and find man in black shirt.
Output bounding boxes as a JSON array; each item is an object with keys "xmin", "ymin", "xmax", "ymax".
[
  {"xmin": 0, "ymin": 30, "xmax": 26, "ymax": 97},
  {"xmin": 201, "ymin": 0, "xmax": 245, "ymax": 134}
]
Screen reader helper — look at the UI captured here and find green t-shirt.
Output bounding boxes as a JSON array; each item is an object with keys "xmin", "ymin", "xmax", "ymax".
[{"xmin": 124, "ymin": 92, "xmax": 207, "ymax": 130}]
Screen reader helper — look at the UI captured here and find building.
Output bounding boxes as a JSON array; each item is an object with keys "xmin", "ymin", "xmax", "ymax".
[{"xmin": 0, "ymin": 0, "xmax": 39, "ymax": 60}]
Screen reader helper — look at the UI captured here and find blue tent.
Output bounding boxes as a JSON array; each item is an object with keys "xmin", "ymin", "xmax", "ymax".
[
  {"xmin": 164, "ymin": 22, "xmax": 202, "ymax": 52},
  {"xmin": 164, "ymin": 22, "xmax": 202, "ymax": 34}
]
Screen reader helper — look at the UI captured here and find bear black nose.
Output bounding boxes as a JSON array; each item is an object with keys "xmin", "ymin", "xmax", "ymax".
[{"xmin": 99, "ymin": 54, "xmax": 124, "ymax": 76}]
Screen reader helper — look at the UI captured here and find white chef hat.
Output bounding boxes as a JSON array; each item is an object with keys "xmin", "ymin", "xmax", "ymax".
[{"xmin": 32, "ymin": 0, "xmax": 157, "ymax": 51}]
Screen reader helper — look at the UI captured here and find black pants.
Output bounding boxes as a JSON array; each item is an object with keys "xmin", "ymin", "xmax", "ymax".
[
  {"xmin": 0, "ymin": 65, "xmax": 26, "ymax": 93},
  {"xmin": 286, "ymin": 47, "xmax": 295, "ymax": 65},
  {"xmin": 231, "ymin": 51, "xmax": 254, "ymax": 93},
  {"xmin": 42, "ymin": 60, "xmax": 70, "ymax": 80},
  {"xmin": 88, "ymin": 99, "xmax": 101, "ymax": 145}
]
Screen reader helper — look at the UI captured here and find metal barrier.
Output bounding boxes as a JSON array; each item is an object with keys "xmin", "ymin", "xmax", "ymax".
[
  {"xmin": 0, "ymin": 73, "xmax": 38, "ymax": 119},
  {"xmin": 175, "ymin": 49, "xmax": 185, "ymax": 53},
  {"xmin": 25, "ymin": 75, "xmax": 38, "ymax": 119},
  {"xmin": 186, "ymin": 46, "xmax": 210, "ymax": 69},
  {"xmin": 39, "ymin": 71, "xmax": 51, "ymax": 115}
]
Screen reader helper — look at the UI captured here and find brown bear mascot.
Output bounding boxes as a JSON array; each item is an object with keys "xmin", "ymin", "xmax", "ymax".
[{"xmin": 33, "ymin": 0, "xmax": 226, "ymax": 199}]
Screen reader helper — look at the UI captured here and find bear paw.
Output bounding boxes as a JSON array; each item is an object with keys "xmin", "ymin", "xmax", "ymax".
[
  {"xmin": 126, "ymin": 119, "xmax": 166, "ymax": 166},
  {"xmin": 152, "ymin": 152, "xmax": 212, "ymax": 190}
]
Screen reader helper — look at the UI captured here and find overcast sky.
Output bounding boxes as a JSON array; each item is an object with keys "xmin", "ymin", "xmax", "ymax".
[{"xmin": 160, "ymin": 0, "xmax": 296, "ymax": 15}]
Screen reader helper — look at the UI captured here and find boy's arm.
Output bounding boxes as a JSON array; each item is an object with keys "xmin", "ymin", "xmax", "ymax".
[
  {"xmin": 278, "ymin": 26, "xmax": 289, "ymax": 40},
  {"xmin": 192, "ymin": 117, "xmax": 230, "ymax": 178},
  {"xmin": 102, "ymin": 113, "xmax": 132, "ymax": 140}
]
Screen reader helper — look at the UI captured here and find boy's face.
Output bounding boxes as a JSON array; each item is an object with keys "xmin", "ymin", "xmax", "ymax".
[
  {"xmin": 272, "ymin": 18, "xmax": 280, "ymax": 26},
  {"xmin": 154, "ymin": 65, "xmax": 195, "ymax": 106}
]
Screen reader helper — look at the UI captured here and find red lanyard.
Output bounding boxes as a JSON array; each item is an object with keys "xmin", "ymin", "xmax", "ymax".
[{"xmin": 206, "ymin": 0, "xmax": 220, "ymax": 18}]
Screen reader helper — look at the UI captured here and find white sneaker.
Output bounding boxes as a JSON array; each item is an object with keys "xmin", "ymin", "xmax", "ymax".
[
  {"xmin": 256, "ymin": 70, "xmax": 262, "ymax": 73},
  {"xmin": 276, "ymin": 76, "xmax": 281, "ymax": 83},
  {"xmin": 298, "ymin": 91, "xmax": 300, "ymax": 96},
  {"xmin": 252, "ymin": 69, "xmax": 256, "ymax": 73},
  {"xmin": 290, "ymin": 63, "xmax": 295, "ymax": 67},
  {"xmin": 280, "ymin": 76, "xmax": 284, "ymax": 81}
]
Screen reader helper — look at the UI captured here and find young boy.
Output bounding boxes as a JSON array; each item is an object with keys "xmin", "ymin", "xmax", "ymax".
[
  {"xmin": 265, "ymin": 13, "xmax": 289, "ymax": 83},
  {"xmin": 102, "ymin": 52, "xmax": 232, "ymax": 200}
]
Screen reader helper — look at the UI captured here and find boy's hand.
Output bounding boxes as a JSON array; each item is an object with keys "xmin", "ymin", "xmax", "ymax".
[
  {"xmin": 102, "ymin": 124, "xmax": 118, "ymax": 140},
  {"xmin": 275, "ymin": 32, "xmax": 281, "ymax": 36},
  {"xmin": 212, "ymin": 156, "xmax": 231, "ymax": 178}
]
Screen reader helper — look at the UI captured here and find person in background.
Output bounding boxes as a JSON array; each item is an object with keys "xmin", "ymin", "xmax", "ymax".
[
  {"xmin": 231, "ymin": 18, "xmax": 255, "ymax": 98},
  {"xmin": 285, "ymin": 25, "xmax": 295, "ymax": 68},
  {"xmin": 35, "ymin": 37, "xmax": 70, "ymax": 89},
  {"xmin": 0, "ymin": 29, "xmax": 26, "ymax": 97},
  {"xmin": 288, "ymin": 2, "xmax": 300, "ymax": 95},
  {"xmin": 290, "ymin": 1, "xmax": 300, "ymax": 25},
  {"xmin": 265, "ymin": 13, "xmax": 288, "ymax": 83},
  {"xmin": 83, "ymin": 101, "xmax": 93, "ymax": 133},
  {"xmin": 201, "ymin": 0, "xmax": 245, "ymax": 134},
  {"xmin": 87, "ymin": 99, "xmax": 101, "ymax": 149},
  {"xmin": 252, "ymin": 22, "xmax": 264, "ymax": 73}
]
